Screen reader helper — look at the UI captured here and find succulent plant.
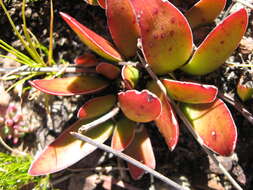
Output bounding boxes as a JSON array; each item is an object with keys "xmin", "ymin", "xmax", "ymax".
[{"xmin": 28, "ymin": 0, "xmax": 248, "ymax": 181}]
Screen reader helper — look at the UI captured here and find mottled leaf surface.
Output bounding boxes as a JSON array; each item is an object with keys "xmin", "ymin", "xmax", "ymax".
[
  {"xmin": 124, "ymin": 127, "xmax": 155, "ymax": 180},
  {"xmin": 30, "ymin": 76, "xmax": 108, "ymax": 96},
  {"xmin": 60, "ymin": 12, "xmax": 122, "ymax": 62},
  {"xmin": 106, "ymin": 0, "xmax": 139, "ymax": 57},
  {"xmin": 147, "ymin": 81, "xmax": 179, "ymax": 151},
  {"xmin": 131, "ymin": 0, "xmax": 193, "ymax": 74},
  {"xmin": 182, "ymin": 9, "xmax": 248, "ymax": 75},
  {"xmin": 121, "ymin": 65, "xmax": 140, "ymax": 89},
  {"xmin": 185, "ymin": 0, "xmax": 226, "ymax": 28},
  {"xmin": 29, "ymin": 120, "xmax": 114, "ymax": 176},
  {"xmin": 111, "ymin": 117, "xmax": 136, "ymax": 151},
  {"xmin": 118, "ymin": 90, "xmax": 162, "ymax": 122},
  {"xmin": 96, "ymin": 62, "xmax": 120, "ymax": 80},
  {"xmin": 182, "ymin": 99, "xmax": 237, "ymax": 156},
  {"xmin": 78, "ymin": 95, "xmax": 116, "ymax": 119},
  {"xmin": 162, "ymin": 79, "xmax": 218, "ymax": 104}
]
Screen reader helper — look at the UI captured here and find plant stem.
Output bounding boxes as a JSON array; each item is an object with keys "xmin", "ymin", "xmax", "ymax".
[
  {"xmin": 78, "ymin": 107, "xmax": 120, "ymax": 133},
  {"xmin": 137, "ymin": 52, "xmax": 243, "ymax": 190},
  {"xmin": 219, "ymin": 92, "xmax": 253, "ymax": 125},
  {"xmin": 235, "ymin": 0, "xmax": 253, "ymax": 9},
  {"xmin": 70, "ymin": 132, "xmax": 187, "ymax": 190}
]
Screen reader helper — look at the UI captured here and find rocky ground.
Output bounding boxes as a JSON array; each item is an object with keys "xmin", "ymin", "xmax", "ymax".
[{"xmin": 1, "ymin": 0, "xmax": 253, "ymax": 189}]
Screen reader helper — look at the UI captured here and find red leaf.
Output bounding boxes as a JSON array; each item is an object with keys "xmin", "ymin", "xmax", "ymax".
[
  {"xmin": 162, "ymin": 79, "xmax": 218, "ymax": 104},
  {"xmin": 130, "ymin": 0, "xmax": 193, "ymax": 74},
  {"xmin": 147, "ymin": 81, "xmax": 179, "ymax": 151},
  {"xmin": 185, "ymin": 0, "xmax": 226, "ymax": 28},
  {"xmin": 182, "ymin": 99, "xmax": 237, "ymax": 156},
  {"xmin": 60, "ymin": 12, "xmax": 123, "ymax": 62},
  {"xmin": 28, "ymin": 120, "xmax": 114, "ymax": 176},
  {"xmin": 77, "ymin": 95, "xmax": 116, "ymax": 119},
  {"xmin": 98, "ymin": 0, "xmax": 106, "ymax": 8},
  {"xmin": 96, "ymin": 62, "xmax": 120, "ymax": 80},
  {"xmin": 124, "ymin": 127, "xmax": 155, "ymax": 180},
  {"xmin": 111, "ymin": 117, "xmax": 135, "ymax": 151},
  {"xmin": 30, "ymin": 76, "xmax": 108, "ymax": 96},
  {"xmin": 74, "ymin": 53, "xmax": 98, "ymax": 67},
  {"xmin": 121, "ymin": 65, "xmax": 140, "ymax": 89},
  {"xmin": 106, "ymin": 0, "xmax": 140, "ymax": 57},
  {"xmin": 118, "ymin": 90, "xmax": 162, "ymax": 122},
  {"xmin": 182, "ymin": 9, "xmax": 248, "ymax": 75}
]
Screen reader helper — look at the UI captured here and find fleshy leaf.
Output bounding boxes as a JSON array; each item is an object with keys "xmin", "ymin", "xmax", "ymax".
[
  {"xmin": 30, "ymin": 76, "xmax": 108, "ymax": 96},
  {"xmin": 118, "ymin": 90, "xmax": 162, "ymax": 122},
  {"xmin": 162, "ymin": 79, "xmax": 218, "ymax": 104},
  {"xmin": 28, "ymin": 120, "xmax": 114, "ymax": 176},
  {"xmin": 78, "ymin": 95, "xmax": 116, "ymax": 119},
  {"xmin": 60, "ymin": 12, "xmax": 123, "ymax": 62},
  {"xmin": 185, "ymin": 0, "xmax": 226, "ymax": 28},
  {"xmin": 121, "ymin": 65, "xmax": 140, "ymax": 89},
  {"xmin": 74, "ymin": 53, "xmax": 98, "ymax": 67},
  {"xmin": 147, "ymin": 81, "xmax": 179, "ymax": 151},
  {"xmin": 181, "ymin": 99, "xmax": 237, "ymax": 156},
  {"xmin": 181, "ymin": 9, "xmax": 248, "ymax": 75},
  {"xmin": 98, "ymin": 0, "xmax": 106, "ymax": 8},
  {"xmin": 124, "ymin": 127, "xmax": 155, "ymax": 180},
  {"xmin": 106, "ymin": 0, "xmax": 139, "ymax": 57},
  {"xmin": 96, "ymin": 62, "xmax": 120, "ymax": 80},
  {"xmin": 111, "ymin": 117, "xmax": 135, "ymax": 151},
  {"xmin": 237, "ymin": 82, "xmax": 253, "ymax": 102},
  {"xmin": 130, "ymin": 0, "xmax": 193, "ymax": 74}
]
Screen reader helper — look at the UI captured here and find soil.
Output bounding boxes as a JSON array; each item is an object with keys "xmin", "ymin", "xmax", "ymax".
[{"xmin": 1, "ymin": 0, "xmax": 253, "ymax": 190}]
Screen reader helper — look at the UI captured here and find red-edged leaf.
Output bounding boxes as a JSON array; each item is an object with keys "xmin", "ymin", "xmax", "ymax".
[
  {"xmin": 147, "ymin": 81, "xmax": 179, "ymax": 151},
  {"xmin": 121, "ymin": 65, "xmax": 140, "ymax": 89},
  {"xmin": 28, "ymin": 120, "xmax": 114, "ymax": 176},
  {"xmin": 60, "ymin": 12, "xmax": 123, "ymax": 62},
  {"xmin": 182, "ymin": 9, "xmax": 248, "ymax": 75},
  {"xmin": 96, "ymin": 62, "xmax": 120, "ymax": 80},
  {"xmin": 118, "ymin": 90, "xmax": 162, "ymax": 122},
  {"xmin": 162, "ymin": 79, "xmax": 218, "ymax": 104},
  {"xmin": 98, "ymin": 0, "xmax": 106, "ymax": 8},
  {"xmin": 181, "ymin": 99, "xmax": 237, "ymax": 156},
  {"xmin": 185, "ymin": 0, "xmax": 226, "ymax": 28},
  {"xmin": 130, "ymin": 0, "xmax": 193, "ymax": 74},
  {"xmin": 30, "ymin": 76, "xmax": 108, "ymax": 96},
  {"xmin": 74, "ymin": 53, "xmax": 98, "ymax": 67},
  {"xmin": 78, "ymin": 95, "xmax": 116, "ymax": 119},
  {"xmin": 106, "ymin": 0, "xmax": 139, "ymax": 57},
  {"xmin": 124, "ymin": 127, "xmax": 155, "ymax": 180},
  {"xmin": 111, "ymin": 117, "xmax": 135, "ymax": 151},
  {"xmin": 237, "ymin": 77, "xmax": 253, "ymax": 102}
]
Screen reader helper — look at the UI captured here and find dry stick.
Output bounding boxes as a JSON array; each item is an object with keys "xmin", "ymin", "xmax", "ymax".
[
  {"xmin": 70, "ymin": 132, "xmax": 187, "ymax": 190},
  {"xmin": 78, "ymin": 107, "xmax": 120, "ymax": 133},
  {"xmin": 137, "ymin": 53, "xmax": 243, "ymax": 190},
  {"xmin": 0, "ymin": 136, "xmax": 26, "ymax": 156},
  {"xmin": 0, "ymin": 66, "xmax": 96, "ymax": 75},
  {"xmin": 235, "ymin": 0, "xmax": 253, "ymax": 9},
  {"xmin": 219, "ymin": 92, "xmax": 253, "ymax": 125}
]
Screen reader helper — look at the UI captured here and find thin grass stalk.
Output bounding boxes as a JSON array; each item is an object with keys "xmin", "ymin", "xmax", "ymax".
[{"xmin": 48, "ymin": 0, "xmax": 54, "ymax": 66}]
